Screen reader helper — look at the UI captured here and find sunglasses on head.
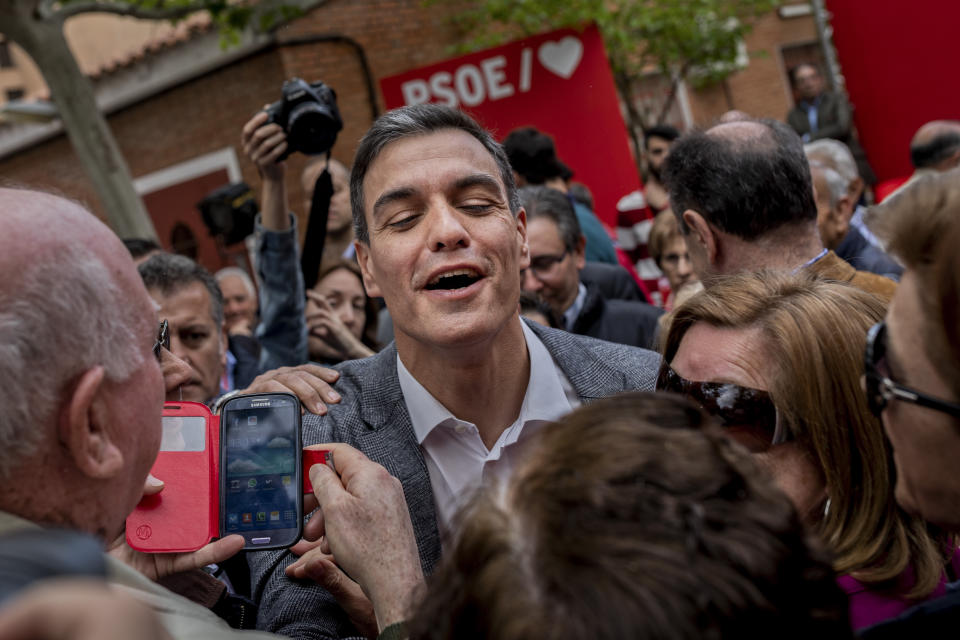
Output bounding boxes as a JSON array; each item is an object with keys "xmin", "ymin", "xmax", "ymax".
[
  {"xmin": 153, "ymin": 319, "xmax": 170, "ymax": 362},
  {"xmin": 656, "ymin": 365, "xmax": 788, "ymax": 446},
  {"xmin": 864, "ymin": 321, "xmax": 960, "ymax": 418}
]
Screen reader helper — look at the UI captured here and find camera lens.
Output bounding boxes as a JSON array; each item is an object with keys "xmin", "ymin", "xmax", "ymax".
[{"xmin": 287, "ymin": 102, "xmax": 338, "ymax": 155}]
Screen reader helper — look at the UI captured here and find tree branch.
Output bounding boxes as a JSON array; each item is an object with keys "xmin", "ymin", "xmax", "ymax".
[{"xmin": 46, "ymin": 0, "xmax": 210, "ymax": 22}]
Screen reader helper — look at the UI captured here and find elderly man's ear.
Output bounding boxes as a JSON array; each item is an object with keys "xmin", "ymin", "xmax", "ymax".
[
  {"xmin": 59, "ymin": 366, "xmax": 125, "ymax": 480},
  {"xmin": 681, "ymin": 210, "xmax": 718, "ymax": 266}
]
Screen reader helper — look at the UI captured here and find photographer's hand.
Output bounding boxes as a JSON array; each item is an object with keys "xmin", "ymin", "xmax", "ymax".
[{"xmin": 241, "ymin": 109, "xmax": 289, "ymax": 232}]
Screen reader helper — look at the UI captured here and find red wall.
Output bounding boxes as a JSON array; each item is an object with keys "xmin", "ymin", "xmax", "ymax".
[{"xmin": 826, "ymin": 0, "xmax": 960, "ymax": 182}]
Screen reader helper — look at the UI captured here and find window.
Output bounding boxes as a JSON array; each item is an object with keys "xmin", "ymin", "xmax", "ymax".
[{"xmin": 5, "ymin": 88, "xmax": 24, "ymax": 102}]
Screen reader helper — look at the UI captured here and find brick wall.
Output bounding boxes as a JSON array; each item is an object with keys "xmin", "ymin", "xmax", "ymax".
[
  {"xmin": 687, "ymin": 11, "xmax": 818, "ymax": 125},
  {"xmin": 0, "ymin": 0, "xmax": 469, "ymax": 244},
  {"xmin": 0, "ymin": 3, "xmax": 816, "ymax": 242}
]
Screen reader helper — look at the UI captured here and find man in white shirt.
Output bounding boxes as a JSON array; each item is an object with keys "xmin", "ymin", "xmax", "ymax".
[{"xmin": 249, "ymin": 104, "xmax": 661, "ymax": 640}]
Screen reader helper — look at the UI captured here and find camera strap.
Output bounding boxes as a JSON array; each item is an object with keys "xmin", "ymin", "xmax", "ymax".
[{"xmin": 300, "ymin": 156, "xmax": 333, "ymax": 291}]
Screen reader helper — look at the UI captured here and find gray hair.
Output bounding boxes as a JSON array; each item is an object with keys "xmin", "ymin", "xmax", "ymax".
[
  {"xmin": 804, "ymin": 139, "xmax": 859, "ymax": 184},
  {"xmin": 139, "ymin": 253, "xmax": 223, "ymax": 329},
  {"xmin": 518, "ymin": 186, "xmax": 583, "ymax": 252},
  {"xmin": 349, "ymin": 104, "xmax": 520, "ymax": 244},
  {"xmin": 215, "ymin": 266, "xmax": 256, "ymax": 299},
  {"xmin": 809, "ymin": 160, "xmax": 848, "ymax": 207},
  {"xmin": 0, "ymin": 245, "xmax": 145, "ymax": 480}
]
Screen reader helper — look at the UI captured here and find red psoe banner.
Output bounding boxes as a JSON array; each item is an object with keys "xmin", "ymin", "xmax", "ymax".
[
  {"xmin": 825, "ymin": 0, "xmax": 960, "ymax": 183},
  {"xmin": 379, "ymin": 25, "xmax": 639, "ymax": 226}
]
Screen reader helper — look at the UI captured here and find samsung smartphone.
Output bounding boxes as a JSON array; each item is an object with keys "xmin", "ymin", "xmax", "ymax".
[{"xmin": 219, "ymin": 392, "xmax": 303, "ymax": 550}]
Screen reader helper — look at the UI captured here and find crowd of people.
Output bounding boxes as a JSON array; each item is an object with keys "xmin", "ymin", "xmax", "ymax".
[{"xmin": 1, "ymin": 57, "xmax": 960, "ymax": 640}]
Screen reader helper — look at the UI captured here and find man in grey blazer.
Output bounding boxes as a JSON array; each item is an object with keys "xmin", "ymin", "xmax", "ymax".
[{"xmin": 249, "ymin": 105, "xmax": 660, "ymax": 639}]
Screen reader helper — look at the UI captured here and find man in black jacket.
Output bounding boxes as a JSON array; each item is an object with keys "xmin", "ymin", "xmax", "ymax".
[
  {"xmin": 787, "ymin": 63, "xmax": 876, "ymax": 186},
  {"xmin": 520, "ymin": 186, "xmax": 662, "ymax": 349}
]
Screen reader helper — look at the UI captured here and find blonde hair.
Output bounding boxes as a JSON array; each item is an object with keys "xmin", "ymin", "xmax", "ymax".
[
  {"xmin": 868, "ymin": 167, "xmax": 960, "ymax": 399},
  {"xmin": 661, "ymin": 271, "xmax": 947, "ymax": 597},
  {"xmin": 647, "ymin": 209, "xmax": 681, "ymax": 268}
]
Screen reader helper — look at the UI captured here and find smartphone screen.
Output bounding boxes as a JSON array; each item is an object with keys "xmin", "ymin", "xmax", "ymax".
[{"xmin": 220, "ymin": 393, "xmax": 302, "ymax": 549}]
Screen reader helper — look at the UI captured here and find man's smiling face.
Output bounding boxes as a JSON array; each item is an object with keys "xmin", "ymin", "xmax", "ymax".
[{"xmin": 355, "ymin": 128, "xmax": 529, "ymax": 350}]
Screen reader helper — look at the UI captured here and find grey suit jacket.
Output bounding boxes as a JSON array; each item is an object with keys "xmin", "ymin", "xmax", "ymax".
[{"xmin": 249, "ymin": 320, "xmax": 660, "ymax": 639}]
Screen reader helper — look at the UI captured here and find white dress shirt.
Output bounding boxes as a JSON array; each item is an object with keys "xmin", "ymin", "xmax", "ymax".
[{"xmin": 396, "ymin": 319, "xmax": 580, "ymax": 528}]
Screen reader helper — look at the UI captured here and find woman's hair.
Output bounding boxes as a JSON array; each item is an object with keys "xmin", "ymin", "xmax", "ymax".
[
  {"xmin": 408, "ymin": 393, "xmax": 850, "ymax": 640},
  {"xmin": 868, "ymin": 167, "xmax": 960, "ymax": 399},
  {"xmin": 315, "ymin": 259, "xmax": 379, "ymax": 350},
  {"xmin": 660, "ymin": 271, "xmax": 947, "ymax": 597},
  {"xmin": 648, "ymin": 209, "xmax": 682, "ymax": 268}
]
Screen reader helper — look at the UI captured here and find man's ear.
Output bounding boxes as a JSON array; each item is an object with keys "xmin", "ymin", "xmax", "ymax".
[
  {"xmin": 682, "ymin": 210, "xmax": 718, "ymax": 267},
  {"xmin": 834, "ymin": 196, "xmax": 853, "ymax": 238},
  {"xmin": 59, "ymin": 366, "xmax": 124, "ymax": 480},
  {"xmin": 354, "ymin": 240, "xmax": 383, "ymax": 299},
  {"xmin": 219, "ymin": 326, "xmax": 228, "ymax": 371},
  {"xmin": 848, "ymin": 176, "xmax": 865, "ymax": 204},
  {"xmin": 516, "ymin": 208, "xmax": 530, "ymax": 270},
  {"xmin": 574, "ymin": 234, "xmax": 587, "ymax": 270}
]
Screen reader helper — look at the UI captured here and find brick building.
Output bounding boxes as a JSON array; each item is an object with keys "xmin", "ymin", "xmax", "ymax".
[{"xmin": 0, "ymin": 1, "xmax": 823, "ymax": 271}]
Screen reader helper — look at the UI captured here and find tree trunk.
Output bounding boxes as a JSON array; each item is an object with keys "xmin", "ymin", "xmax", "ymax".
[
  {"xmin": 613, "ymin": 70, "xmax": 646, "ymax": 182},
  {"xmin": 2, "ymin": 10, "xmax": 157, "ymax": 239}
]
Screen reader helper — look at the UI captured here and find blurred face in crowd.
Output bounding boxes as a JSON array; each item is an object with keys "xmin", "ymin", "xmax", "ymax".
[
  {"xmin": 355, "ymin": 128, "xmax": 528, "ymax": 349},
  {"xmin": 881, "ymin": 272, "xmax": 960, "ymax": 528},
  {"xmin": 811, "ymin": 167, "xmax": 849, "ymax": 250},
  {"xmin": 218, "ymin": 274, "xmax": 257, "ymax": 333},
  {"xmin": 303, "ymin": 159, "xmax": 352, "ymax": 236},
  {"xmin": 660, "ymin": 236, "xmax": 696, "ymax": 293},
  {"xmin": 522, "ymin": 217, "xmax": 584, "ymax": 316},
  {"xmin": 307, "ymin": 266, "xmax": 367, "ymax": 361},
  {"xmin": 794, "ymin": 65, "xmax": 824, "ymax": 102},
  {"xmin": 646, "ymin": 135, "xmax": 673, "ymax": 180},
  {"xmin": 669, "ymin": 323, "xmax": 826, "ymax": 522},
  {"xmin": 148, "ymin": 282, "xmax": 225, "ymax": 404}
]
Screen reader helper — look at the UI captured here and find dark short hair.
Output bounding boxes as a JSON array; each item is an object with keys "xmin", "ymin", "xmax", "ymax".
[
  {"xmin": 122, "ymin": 237, "xmax": 161, "ymax": 259},
  {"xmin": 408, "ymin": 392, "xmax": 851, "ymax": 640},
  {"xmin": 567, "ymin": 182, "xmax": 594, "ymax": 211},
  {"xmin": 644, "ymin": 124, "xmax": 680, "ymax": 147},
  {"xmin": 789, "ymin": 63, "xmax": 821, "ymax": 88},
  {"xmin": 350, "ymin": 105, "xmax": 519, "ymax": 244},
  {"xmin": 518, "ymin": 186, "xmax": 582, "ymax": 252},
  {"xmin": 518, "ymin": 292, "xmax": 561, "ymax": 329},
  {"xmin": 910, "ymin": 131, "xmax": 960, "ymax": 169},
  {"xmin": 663, "ymin": 119, "xmax": 817, "ymax": 240},
  {"xmin": 138, "ymin": 253, "xmax": 223, "ymax": 329},
  {"xmin": 502, "ymin": 126, "xmax": 572, "ymax": 185}
]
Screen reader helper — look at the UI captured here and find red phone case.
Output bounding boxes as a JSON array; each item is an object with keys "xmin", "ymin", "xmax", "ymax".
[
  {"xmin": 126, "ymin": 402, "xmax": 219, "ymax": 553},
  {"xmin": 126, "ymin": 403, "xmax": 331, "ymax": 553}
]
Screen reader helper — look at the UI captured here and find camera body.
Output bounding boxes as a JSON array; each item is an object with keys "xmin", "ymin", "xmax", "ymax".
[{"xmin": 265, "ymin": 78, "xmax": 342, "ymax": 160}]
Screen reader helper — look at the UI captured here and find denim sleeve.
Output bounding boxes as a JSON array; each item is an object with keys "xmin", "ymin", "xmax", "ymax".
[{"xmin": 254, "ymin": 214, "xmax": 308, "ymax": 371}]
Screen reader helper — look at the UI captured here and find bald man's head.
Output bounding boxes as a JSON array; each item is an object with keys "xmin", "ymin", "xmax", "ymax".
[
  {"xmin": 663, "ymin": 118, "xmax": 816, "ymax": 241},
  {"xmin": 911, "ymin": 121, "xmax": 960, "ymax": 171},
  {"xmin": 0, "ymin": 188, "xmax": 156, "ymax": 479}
]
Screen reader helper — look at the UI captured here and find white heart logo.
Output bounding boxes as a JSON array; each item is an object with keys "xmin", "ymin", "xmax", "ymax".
[{"xmin": 538, "ymin": 37, "xmax": 583, "ymax": 79}]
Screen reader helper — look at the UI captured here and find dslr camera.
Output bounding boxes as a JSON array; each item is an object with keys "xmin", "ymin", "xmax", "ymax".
[{"xmin": 265, "ymin": 78, "xmax": 343, "ymax": 160}]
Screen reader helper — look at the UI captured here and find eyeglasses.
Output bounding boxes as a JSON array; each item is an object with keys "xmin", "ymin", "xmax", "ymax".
[
  {"xmin": 864, "ymin": 321, "xmax": 960, "ymax": 418},
  {"xmin": 153, "ymin": 319, "xmax": 170, "ymax": 362},
  {"xmin": 521, "ymin": 250, "xmax": 568, "ymax": 279},
  {"xmin": 656, "ymin": 365, "xmax": 788, "ymax": 446}
]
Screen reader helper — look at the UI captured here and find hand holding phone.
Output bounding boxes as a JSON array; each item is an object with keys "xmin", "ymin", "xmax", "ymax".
[{"xmin": 220, "ymin": 392, "xmax": 303, "ymax": 550}]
